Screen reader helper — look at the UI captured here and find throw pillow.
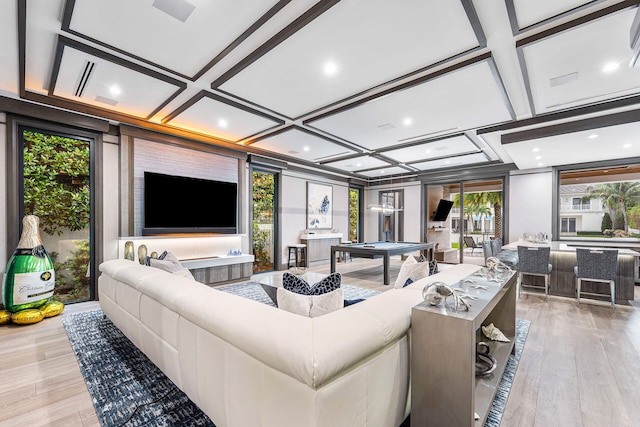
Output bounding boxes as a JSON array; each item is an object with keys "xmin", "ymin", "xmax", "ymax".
[
  {"xmin": 148, "ymin": 251, "xmax": 194, "ymax": 280},
  {"xmin": 429, "ymin": 259, "xmax": 438, "ymax": 275},
  {"xmin": 277, "ymin": 287, "xmax": 344, "ymax": 317},
  {"xmin": 394, "ymin": 255, "xmax": 431, "ymax": 289},
  {"xmin": 282, "ymin": 272, "xmax": 341, "ymax": 295}
]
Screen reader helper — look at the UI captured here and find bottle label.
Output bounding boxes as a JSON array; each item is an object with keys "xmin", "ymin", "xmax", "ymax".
[{"xmin": 12, "ymin": 270, "xmax": 55, "ymax": 305}]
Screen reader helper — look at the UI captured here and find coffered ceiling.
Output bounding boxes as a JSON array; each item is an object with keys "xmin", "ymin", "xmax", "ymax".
[{"xmin": 2, "ymin": 0, "xmax": 640, "ymax": 181}]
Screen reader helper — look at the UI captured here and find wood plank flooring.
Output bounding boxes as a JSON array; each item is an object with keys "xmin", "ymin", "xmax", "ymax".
[{"xmin": 0, "ymin": 257, "xmax": 638, "ymax": 426}]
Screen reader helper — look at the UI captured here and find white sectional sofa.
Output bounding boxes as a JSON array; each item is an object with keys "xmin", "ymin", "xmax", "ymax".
[{"xmin": 98, "ymin": 259, "xmax": 480, "ymax": 427}]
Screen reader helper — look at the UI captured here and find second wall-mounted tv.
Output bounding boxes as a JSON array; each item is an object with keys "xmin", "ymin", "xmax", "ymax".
[
  {"xmin": 431, "ymin": 199, "xmax": 454, "ymax": 221},
  {"xmin": 143, "ymin": 171, "xmax": 237, "ymax": 235}
]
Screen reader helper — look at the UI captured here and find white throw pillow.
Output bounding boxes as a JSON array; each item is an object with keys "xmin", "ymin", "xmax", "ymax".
[
  {"xmin": 394, "ymin": 256, "xmax": 431, "ymax": 289},
  {"xmin": 277, "ymin": 287, "xmax": 344, "ymax": 318}
]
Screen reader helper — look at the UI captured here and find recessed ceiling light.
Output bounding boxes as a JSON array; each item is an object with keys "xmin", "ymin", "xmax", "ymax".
[
  {"xmin": 109, "ymin": 85, "xmax": 121, "ymax": 97},
  {"xmin": 623, "ymin": 143, "xmax": 632, "ymax": 148},
  {"xmin": 356, "ymin": 163, "xmax": 362, "ymax": 167},
  {"xmin": 380, "ymin": 170, "xmax": 385, "ymax": 174},
  {"xmin": 218, "ymin": 119, "xmax": 228, "ymax": 128},
  {"xmin": 602, "ymin": 62, "xmax": 620, "ymax": 73},
  {"xmin": 425, "ymin": 149, "xmax": 431, "ymax": 154},
  {"xmin": 444, "ymin": 160, "xmax": 450, "ymax": 165},
  {"xmin": 538, "ymin": 162, "xmax": 544, "ymax": 167},
  {"xmin": 587, "ymin": 134, "xmax": 598, "ymax": 139},
  {"xmin": 303, "ymin": 146, "xmax": 310, "ymax": 152},
  {"xmin": 532, "ymin": 147, "xmax": 539, "ymax": 152},
  {"xmin": 403, "ymin": 118, "xmax": 412, "ymax": 126},
  {"xmin": 535, "ymin": 156, "xmax": 541, "ymax": 160},
  {"xmin": 323, "ymin": 61, "xmax": 338, "ymax": 77}
]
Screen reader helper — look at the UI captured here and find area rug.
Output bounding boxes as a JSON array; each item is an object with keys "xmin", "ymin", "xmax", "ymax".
[
  {"xmin": 217, "ymin": 280, "xmax": 381, "ymax": 306},
  {"xmin": 63, "ymin": 311, "xmax": 529, "ymax": 427}
]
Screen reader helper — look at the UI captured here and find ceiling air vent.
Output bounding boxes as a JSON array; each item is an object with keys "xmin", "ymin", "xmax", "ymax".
[
  {"xmin": 549, "ymin": 72, "xmax": 578, "ymax": 87},
  {"xmin": 95, "ymin": 95, "xmax": 118, "ymax": 106},
  {"xmin": 153, "ymin": 0, "xmax": 195, "ymax": 22},
  {"xmin": 377, "ymin": 123, "xmax": 396, "ymax": 131},
  {"xmin": 75, "ymin": 61, "xmax": 95, "ymax": 98}
]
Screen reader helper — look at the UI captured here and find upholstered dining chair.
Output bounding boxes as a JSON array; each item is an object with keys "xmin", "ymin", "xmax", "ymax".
[
  {"xmin": 517, "ymin": 246, "xmax": 552, "ymax": 301},
  {"xmin": 574, "ymin": 248, "xmax": 618, "ymax": 312}
]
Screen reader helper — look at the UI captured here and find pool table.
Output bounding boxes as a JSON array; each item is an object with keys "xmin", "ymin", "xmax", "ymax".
[{"xmin": 330, "ymin": 241, "xmax": 434, "ymax": 285}]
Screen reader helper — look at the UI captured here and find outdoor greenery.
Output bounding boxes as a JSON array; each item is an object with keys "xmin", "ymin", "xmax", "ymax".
[
  {"xmin": 51, "ymin": 240, "xmax": 91, "ymax": 302},
  {"xmin": 349, "ymin": 188, "xmax": 359, "ymax": 242},
  {"xmin": 23, "ymin": 131, "xmax": 90, "ymax": 236},
  {"xmin": 22, "ymin": 130, "xmax": 91, "ymax": 302},
  {"xmin": 252, "ymin": 171, "xmax": 275, "ymax": 272},
  {"xmin": 452, "ymin": 191, "xmax": 502, "ymax": 238},
  {"xmin": 582, "ymin": 181, "xmax": 640, "ymax": 232}
]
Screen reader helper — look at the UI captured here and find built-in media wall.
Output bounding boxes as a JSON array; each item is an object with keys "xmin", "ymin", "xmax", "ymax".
[{"xmin": 133, "ymin": 138, "xmax": 239, "ymax": 236}]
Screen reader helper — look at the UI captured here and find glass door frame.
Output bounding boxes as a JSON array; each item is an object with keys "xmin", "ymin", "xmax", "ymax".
[
  {"xmin": 249, "ymin": 165, "xmax": 279, "ymax": 272},
  {"xmin": 422, "ymin": 173, "xmax": 509, "ymax": 264},
  {"xmin": 6, "ymin": 116, "xmax": 102, "ymax": 302}
]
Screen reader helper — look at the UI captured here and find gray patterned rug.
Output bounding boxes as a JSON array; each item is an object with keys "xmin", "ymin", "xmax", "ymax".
[{"xmin": 63, "ymin": 297, "xmax": 529, "ymax": 426}]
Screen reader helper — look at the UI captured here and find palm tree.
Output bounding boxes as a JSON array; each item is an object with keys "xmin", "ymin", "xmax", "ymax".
[
  {"xmin": 485, "ymin": 192, "xmax": 503, "ymax": 239},
  {"xmin": 583, "ymin": 182, "xmax": 640, "ymax": 232}
]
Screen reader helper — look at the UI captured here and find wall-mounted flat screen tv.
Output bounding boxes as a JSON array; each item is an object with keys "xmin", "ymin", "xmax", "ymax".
[
  {"xmin": 431, "ymin": 199, "xmax": 454, "ymax": 221},
  {"xmin": 143, "ymin": 171, "xmax": 237, "ymax": 235}
]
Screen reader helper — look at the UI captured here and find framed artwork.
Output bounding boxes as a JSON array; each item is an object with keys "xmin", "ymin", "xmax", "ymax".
[{"xmin": 307, "ymin": 182, "xmax": 332, "ymax": 229}]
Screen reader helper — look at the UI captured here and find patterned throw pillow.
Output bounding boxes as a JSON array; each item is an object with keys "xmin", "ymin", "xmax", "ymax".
[
  {"xmin": 282, "ymin": 272, "xmax": 341, "ymax": 295},
  {"xmin": 429, "ymin": 259, "xmax": 438, "ymax": 275}
]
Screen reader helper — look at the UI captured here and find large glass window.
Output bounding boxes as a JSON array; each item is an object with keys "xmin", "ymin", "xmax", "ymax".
[
  {"xmin": 20, "ymin": 129, "xmax": 93, "ymax": 303},
  {"xmin": 558, "ymin": 164, "xmax": 640, "ymax": 240},
  {"xmin": 252, "ymin": 169, "xmax": 277, "ymax": 272},
  {"xmin": 427, "ymin": 179, "xmax": 503, "ymax": 265},
  {"xmin": 348, "ymin": 187, "xmax": 362, "ymax": 243}
]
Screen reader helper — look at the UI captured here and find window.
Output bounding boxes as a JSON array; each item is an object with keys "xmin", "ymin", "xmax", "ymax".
[
  {"xmin": 348, "ymin": 187, "xmax": 362, "ymax": 243},
  {"xmin": 561, "ymin": 218, "xmax": 577, "ymax": 233},
  {"xmin": 556, "ymin": 162, "xmax": 640, "ymax": 240}
]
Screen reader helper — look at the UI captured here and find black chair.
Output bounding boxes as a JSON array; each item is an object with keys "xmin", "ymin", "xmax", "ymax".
[
  {"xmin": 287, "ymin": 244, "xmax": 307, "ymax": 268},
  {"xmin": 463, "ymin": 236, "xmax": 479, "ymax": 255},
  {"xmin": 517, "ymin": 246, "xmax": 552, "ymax": 301},
  {"xmin": 574, "ymin": 248, "xmax": 618, "ymax": 312}
]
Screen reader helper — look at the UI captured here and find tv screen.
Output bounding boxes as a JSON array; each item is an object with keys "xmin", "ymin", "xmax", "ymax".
[
  {"xmin": 432, "ymin": 199, "xmax": 454, "ymax": 221},
  {"xmin": 143, "ymin": 172, "xmax": 237, "ymax": 235}
]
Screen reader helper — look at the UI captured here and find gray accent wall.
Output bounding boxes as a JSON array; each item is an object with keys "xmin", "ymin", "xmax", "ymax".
[{"xmin": 132, "ymin": 138, "xmax": 239, "ymax": 236}]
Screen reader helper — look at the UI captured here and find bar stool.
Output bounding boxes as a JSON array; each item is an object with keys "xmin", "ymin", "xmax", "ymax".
[
  {"xmin": 517, "ymin": 246, "xmax": 552, "ymax": 301},
  {"xmin": 287, "ymin": 244, "xmax": 307, "ymax": 268},
  {"xmin": 575, "ymin": 248, "xmax": 618, "ymax": 312}
]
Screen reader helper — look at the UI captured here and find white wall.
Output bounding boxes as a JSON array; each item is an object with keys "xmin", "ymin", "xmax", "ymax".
[
  {"xmin": 279, "ymin": 170, "xmax": 349, "ymax": 267},
  {"xmin": 365, "ymin": 181, "xmax": 423, "ymax": 243},
  {"xmin": 508, "ymin": 169, "xmax": 553, "ymax": 244}
]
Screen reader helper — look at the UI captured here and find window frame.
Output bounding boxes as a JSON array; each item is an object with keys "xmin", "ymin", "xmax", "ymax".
[
  {"xmin": 553, "ymin": 156, "xmax": 640, "ymax": 242},
  {"xmin": 6, "ymin": 115, "xmax": 103, "ymax": 302}
]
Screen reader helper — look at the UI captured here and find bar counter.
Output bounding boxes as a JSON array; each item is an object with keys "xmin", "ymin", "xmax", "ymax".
[{"xmin": 502, "ymin": 240, "xmax": 640, "ymax": 304}]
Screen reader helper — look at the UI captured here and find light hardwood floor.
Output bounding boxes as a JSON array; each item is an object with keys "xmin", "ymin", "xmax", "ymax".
[{"xmin": 1, "ymin": 257, "xmax": 638, "ymax": 426}]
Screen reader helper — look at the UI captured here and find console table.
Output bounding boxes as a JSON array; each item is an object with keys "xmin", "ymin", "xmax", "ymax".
[
  {"xmin": 117, "ymin": 235, "xmax": 254, "ymax": 285},
  {"xmin": 410, "ymin": 270, "xmax": 517, "ymax": 426}
]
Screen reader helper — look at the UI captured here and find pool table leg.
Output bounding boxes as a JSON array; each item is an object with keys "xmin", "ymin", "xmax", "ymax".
[{"xmin": 383, "ymin": 255, "xmax": 390, "ymax": 285}]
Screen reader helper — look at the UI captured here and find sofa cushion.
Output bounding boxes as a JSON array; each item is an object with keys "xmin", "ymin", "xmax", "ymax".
[
  {"xmin": 277, "ymin": 287, "xmax": 344, "ymax": 317},
  {"xmin": 394, "ymin": 255, "xmax": 431, "ymax": 289},
  {"xmin": 282, "ymin": 272, "xmax": 341, "ymax": 295}
]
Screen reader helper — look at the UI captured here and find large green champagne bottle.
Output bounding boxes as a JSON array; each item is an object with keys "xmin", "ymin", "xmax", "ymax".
[{"xmin": 3, "ymin": 215, "xmax": 55, "ymax": 312}]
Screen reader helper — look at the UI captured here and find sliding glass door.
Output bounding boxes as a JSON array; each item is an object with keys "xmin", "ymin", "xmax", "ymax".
[
  {"xmin": 19, "ymin": 128, "xmax": 94, "ymax": 303},
  {"xmin": 426, "ymin": 179, "xmax": 503, "ymax": 265},
  {"xmin": 251, "ymin": 168, "xmax": 278, "ymax": 272}
]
